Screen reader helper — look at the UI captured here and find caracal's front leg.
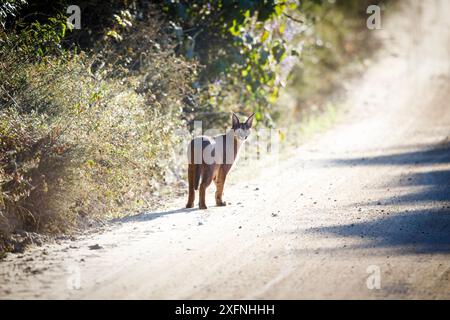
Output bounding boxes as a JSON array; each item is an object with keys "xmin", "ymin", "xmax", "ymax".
[{"xmin": 215, "ymin": 166, "xmax": 229, "ymax": 206}]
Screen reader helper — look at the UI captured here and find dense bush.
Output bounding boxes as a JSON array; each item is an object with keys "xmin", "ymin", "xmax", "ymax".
[
  {"xmin": 0, "ymin": 7, "xmax": 197, "ymax": 249},
  {"xmin": 160, "ymin": 0, "xmax": 301, "ymax": 127}
]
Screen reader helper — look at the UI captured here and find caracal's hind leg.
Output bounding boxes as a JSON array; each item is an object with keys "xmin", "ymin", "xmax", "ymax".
[
  {"xmin": 199, "ymin": 165, "xmax": 214, "ymax": 210},
  {"xmin": 186, "ymin": 164, "xmax": 195, "ymax": 208}
]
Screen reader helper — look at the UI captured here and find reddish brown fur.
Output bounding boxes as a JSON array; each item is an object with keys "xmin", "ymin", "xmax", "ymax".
[
  {"xmin": 186, "ymin": 135, "xmax": 239, "ymax": 209},
  {"xmin": 186, "ymin": 113, "xmax": 253, "ymax": 209}
]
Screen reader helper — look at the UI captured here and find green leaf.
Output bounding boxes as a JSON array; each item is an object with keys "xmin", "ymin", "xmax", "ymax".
[
  {"xmin": 261, "ymin": 30, "xmax": 269, "ymax": 42},
  {"xmin": 60, "ymin": 22, "xmax": 66, "ymax": 37},
  {"xmin": 272, "ymin": 45, "xmax": 286, "ymax": 63},
  {"xmin": 228, "ymin": 19, "xmax": 240, "ymax": 36}
]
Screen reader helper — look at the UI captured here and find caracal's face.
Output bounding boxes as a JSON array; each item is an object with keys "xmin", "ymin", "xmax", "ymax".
[
  {"xmin": 232, "ymin": 113, "xmax": 254, "ymax": 141},
  {"xmin": 234, "ymin": 127, "xmax": 251, "ymax": 141}
]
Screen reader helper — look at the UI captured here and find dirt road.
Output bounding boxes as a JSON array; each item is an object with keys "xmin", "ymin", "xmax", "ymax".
[{"xmin": 1, "ymin": 0, "xmax": 449, "ymax": 299}]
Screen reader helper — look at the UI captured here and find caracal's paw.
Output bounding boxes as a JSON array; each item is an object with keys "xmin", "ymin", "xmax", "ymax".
[
  {"xmin": 199, "ymin": 204, "xmax": 208, "ymax": 210},
  {"xmin": 216, "ymin": 200, "xmax": 227, "ymax": 207},
  {"xmin": 185, "ymin": 202, "xmax": 194, "ymax": 208}
]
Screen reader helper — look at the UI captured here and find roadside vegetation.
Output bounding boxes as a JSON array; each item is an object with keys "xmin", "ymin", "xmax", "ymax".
[{"xmin": 0, "ymin": 0, "xmax": 391, "ymax": 255}]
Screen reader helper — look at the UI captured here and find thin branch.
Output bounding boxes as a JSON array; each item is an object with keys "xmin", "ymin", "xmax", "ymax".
[{"xmin": 283, "ymin": 13, "xmax": 304, "ymax": 24}]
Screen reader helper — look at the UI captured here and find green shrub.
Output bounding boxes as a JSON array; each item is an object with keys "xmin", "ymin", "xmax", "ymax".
[{"xmin": 0, "ymin": 11, "xmax": 197, "ymax": 249}]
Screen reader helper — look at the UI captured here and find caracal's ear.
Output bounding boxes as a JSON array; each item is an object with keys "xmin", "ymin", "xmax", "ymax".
[
  {"xmin": 232, "ymin": 112, "xmax": 240, "ymax": 129},
  {"xmin": 245, "ymin": 112, "xmax": 255, "ymax": 129}
]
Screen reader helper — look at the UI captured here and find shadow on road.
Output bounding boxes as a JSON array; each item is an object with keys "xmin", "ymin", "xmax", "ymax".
[
  {"xmin": 326, "ymin": 141, "xmax": 450, "ymax": 167},
  {"xmin": 112, "ymin": 207, "xmax": 196, "ymax": 224},
  {"xmin": 380, "ymin": 169, "xmax": 450, "ymax": 205},
  {"xmin": 309, "ymin": 141, "xmax": 450, "ymax": 254},
  {"xmin": 325, "ymin": 141, "xmax": 450, "ymax": 206},
  {"xmin": 308, "ymin": 208, "xmax": 450, "ymax": 254}
]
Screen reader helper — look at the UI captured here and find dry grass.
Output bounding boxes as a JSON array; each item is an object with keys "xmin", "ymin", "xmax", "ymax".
[{"xmin": 0, "ymin": 16, "xmax": 197, "ymax": 253}]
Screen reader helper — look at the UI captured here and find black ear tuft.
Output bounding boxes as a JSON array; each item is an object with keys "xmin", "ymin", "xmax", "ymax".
[
  {"xmin": 245, "ymin": 112, "xmax": 255, "ymax": 128},
  {"xmin": 232, "ymin": 112, "xmax": 240, "ymax": 129}
]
